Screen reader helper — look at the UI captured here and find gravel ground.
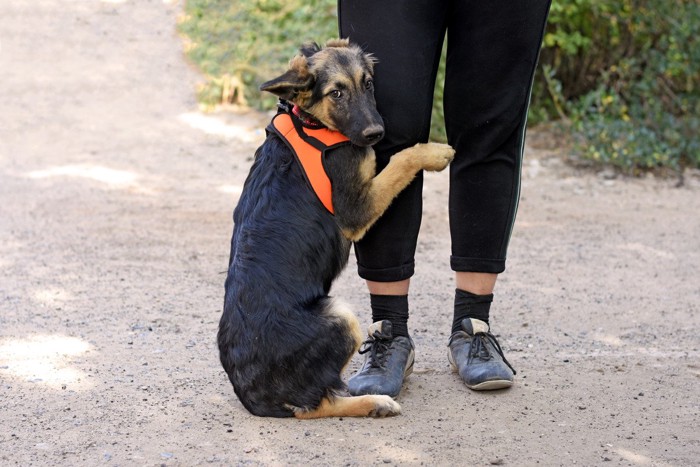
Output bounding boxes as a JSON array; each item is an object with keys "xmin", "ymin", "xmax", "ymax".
[{"xmin": 1, "ymin": 1, "xmax": 698, "ymax": 465}]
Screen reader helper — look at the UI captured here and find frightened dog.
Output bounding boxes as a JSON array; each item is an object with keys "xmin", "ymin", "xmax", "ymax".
[{"xmin": 218, "ymin": 39, "xmax": 454, "ymax": 418}]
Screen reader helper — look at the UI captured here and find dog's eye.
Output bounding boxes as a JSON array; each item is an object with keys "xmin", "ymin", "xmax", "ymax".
[
  {"xmin": 330, "ymin": 90, "xmax": 342, "ymax": 99},
  {"xmin": 365, "ymin": 79, "xmax": 374, "ymax": 90}
]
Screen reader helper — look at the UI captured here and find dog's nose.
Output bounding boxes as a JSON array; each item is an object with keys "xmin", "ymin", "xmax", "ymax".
[{"xmin": 362, "ymin": 126, "xmax": 385, "ymax": 143}]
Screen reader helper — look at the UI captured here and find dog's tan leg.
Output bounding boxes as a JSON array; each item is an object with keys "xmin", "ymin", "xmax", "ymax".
[
  {"xmin": 370, "ymin": 143, "xmax": 454, "ymax": 208},
  {"xmin": 293, "ymin": 395, "xmax": 401, "ymax": 419},
  {"xmin": 344, "ymin": 143, "xmax": 454, "ymax": 241},
  {"xmin": 324, "ymin": 298, "xmax": 363, "ymax": 379},
  {"xmin": 326, "ymin": 298, "xmax": 363, "ymax": 354}
]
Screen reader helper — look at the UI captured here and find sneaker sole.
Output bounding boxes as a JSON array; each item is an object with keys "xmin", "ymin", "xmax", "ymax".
[
  {"xmin": 465, "ymin": 379, "xmax": 513, "ymax": 391},
  {"xmin": 404, "ymin": 356, "xmax": 414, "ymax": 378},
  {"xmin": 448, "ymin": 351, "xmax": 513, "ymax": 391}
]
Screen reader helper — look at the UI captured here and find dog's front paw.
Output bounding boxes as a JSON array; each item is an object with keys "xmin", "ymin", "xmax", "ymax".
[
  {"xmin": 416, "ymin": 143, "xmax": 455, "ymax": 172},
  {"xmin": 367, "ymin": 395, "xmax": 401, "ymax": 418}
]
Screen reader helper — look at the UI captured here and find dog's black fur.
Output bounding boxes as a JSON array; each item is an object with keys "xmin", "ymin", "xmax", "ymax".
[
  {"xmin": 218, "ymin": 39, "xmax": 454, "ymax": 418},
  {"xmin": 219, "ymin": 133, "xmax": 355, "ymax": 417}
]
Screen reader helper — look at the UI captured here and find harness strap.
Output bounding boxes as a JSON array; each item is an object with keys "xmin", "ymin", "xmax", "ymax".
[{"xmin": 269, "ymin": 113, "xmax": 350, "ymax": 214}]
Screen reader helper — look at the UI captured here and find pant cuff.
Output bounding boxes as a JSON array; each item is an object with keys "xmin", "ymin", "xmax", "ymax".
[
  {"xmin": 450, "ymin": 256, "xmax": 506, "ymax": 274},
  {"xmin": 357, "ymin": 261, "xmax": 415, "ymax": 282}
]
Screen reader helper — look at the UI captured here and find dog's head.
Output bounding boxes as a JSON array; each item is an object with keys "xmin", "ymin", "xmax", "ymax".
[{"xmin": 260, "ymin": 39, "xmax": 384, "ymax": 147}]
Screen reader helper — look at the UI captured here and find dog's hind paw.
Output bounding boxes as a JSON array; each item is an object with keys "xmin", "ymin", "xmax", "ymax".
[{"xmin": 367, "ymin": 395, "xmax": 401, "ymax": 418}]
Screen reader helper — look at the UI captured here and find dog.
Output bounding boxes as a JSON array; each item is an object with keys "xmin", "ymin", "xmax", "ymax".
[{"xmin": 218, "ymin": 39, "xmax": 454, "ymax": 418}]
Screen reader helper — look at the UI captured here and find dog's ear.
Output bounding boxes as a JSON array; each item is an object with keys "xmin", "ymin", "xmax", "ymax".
[
  {"xmin": 259, "ymin": 55, "xmax": 315, "ymax": 101},
  {"xmin": 300, "ymin": 42, "xmax": 322, "ymax": 58}
]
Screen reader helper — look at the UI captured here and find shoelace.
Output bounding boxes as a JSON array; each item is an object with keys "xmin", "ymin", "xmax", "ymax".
[
  {"xmin": 358, "ymin": 331, "xmax": 392, "ymax": 369},
  {"xmin": 469, "ymin": 331, "xmax": 517, "ymax": 375}
]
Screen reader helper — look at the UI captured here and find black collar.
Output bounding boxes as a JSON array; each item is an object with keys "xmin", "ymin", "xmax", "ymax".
[
  {"xmin": 276, "ymin": 99, "xmax": 326, "ymax": 129},
  {"xmin": 291, "ymin": 105, "xmax": 325, "ymax": 130}
]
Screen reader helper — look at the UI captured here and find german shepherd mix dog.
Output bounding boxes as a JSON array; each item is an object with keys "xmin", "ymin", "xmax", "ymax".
[{"xmin": 218, "ymin": 39, "xmax": 454, "ymax": 418}]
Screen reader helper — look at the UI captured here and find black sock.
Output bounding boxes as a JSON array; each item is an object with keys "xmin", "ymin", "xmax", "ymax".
[
  {"xmin": 452, "ymin": 288, "xmax": 493, "ymax": 334},
  {"xmin": 370, "ymin": 294, "xmax": 409, "ymax": 338}
]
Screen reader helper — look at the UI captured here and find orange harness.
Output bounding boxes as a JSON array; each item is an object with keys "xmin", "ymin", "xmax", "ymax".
[{"xmin": 268, "ymin": 112, "xmax": 350, "ymax": 215}]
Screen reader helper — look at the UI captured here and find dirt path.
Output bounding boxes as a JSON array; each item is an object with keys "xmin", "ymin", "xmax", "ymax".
[{"xmin": 1, "ymin": 1, "xmax": 699, "ymax": 465}]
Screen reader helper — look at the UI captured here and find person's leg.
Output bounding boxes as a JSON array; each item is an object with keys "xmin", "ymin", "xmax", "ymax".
[
  {"xmin": 338, "ymin": 0, "xmax": 448, "ymax": 396},
  {"xmin": 444, "ymin": 0, "xmax": 552, "ymax": 389},
  {"xmin": 455, "ymin": 272, "xmax": 497, "ymax": 296},
  {"xmin": 340, "ymin": 0, "xmax": 448, "ymax": 285}
]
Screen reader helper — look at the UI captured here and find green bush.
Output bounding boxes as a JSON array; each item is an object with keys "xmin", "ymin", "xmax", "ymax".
[
  {"xmin": 537, "ymin": 0, "xmax": 700, "ymax": 172},
  {"xmin": 180, "ymin": 0, "xmax": 699, "ymax": 172},
  {"xmin": 179, "ymin": 0, "xmax": 337, "ymax": 109}
]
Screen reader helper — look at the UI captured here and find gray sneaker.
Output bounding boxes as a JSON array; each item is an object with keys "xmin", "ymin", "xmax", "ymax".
[
  {"xmin": 448, "ymin": 318, "xmax": 516, "ymax": 390},
  {"xmin": 348, "ymin": 320, "xmax": 414, "ymax": 398}
]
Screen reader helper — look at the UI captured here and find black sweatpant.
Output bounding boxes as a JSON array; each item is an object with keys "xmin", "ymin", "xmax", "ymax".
[{"xmin": 338, "ymin": 0, "xmax": 551, "ymax": 282}]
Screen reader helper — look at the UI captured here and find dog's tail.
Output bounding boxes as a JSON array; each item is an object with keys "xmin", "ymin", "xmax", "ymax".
[{"xmin": 291, "ymin": 394, "xmax": 401, "ymax": 419}]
